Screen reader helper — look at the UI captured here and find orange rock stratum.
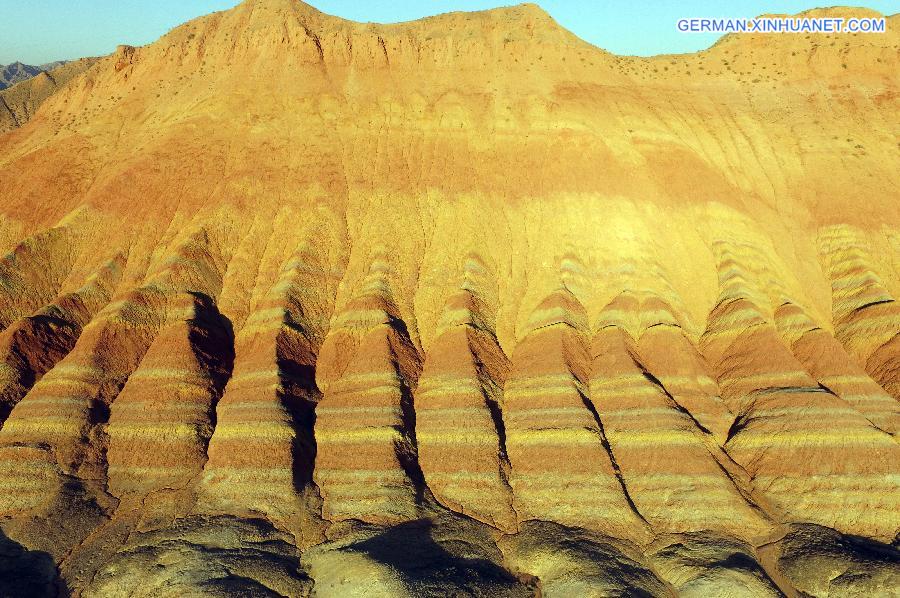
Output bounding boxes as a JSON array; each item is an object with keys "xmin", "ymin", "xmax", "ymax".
[{"xmin": 0, "ymin": 0, "xmax": 898, "ymax": 595}]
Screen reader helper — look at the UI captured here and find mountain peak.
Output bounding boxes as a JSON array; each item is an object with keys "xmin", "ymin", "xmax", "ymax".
[
  {"xmin": 0, "ymin": 62, "xmax": 44, "ymax": 91},
  {"xmin": 223, "ymin": 0, "xmax": 568, "ymax": 44},
  {"xmin": 0, "ymin": 1, "xmax": 898, "ymax": 594},
  {"xmin": 89, "ymin": 0, "xmax": 594, "ymax": 84}
]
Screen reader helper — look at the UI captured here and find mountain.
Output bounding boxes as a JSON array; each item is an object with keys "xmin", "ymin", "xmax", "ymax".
[
  {"xmin": 0, "ymin": 1, "xmax": 897, "ymax": 595},
  {"xmin": 0, "ymin": 58, "xmax": 99, "ymax": 133},
  {"xmin": 0, "ymin": 60, "xmax": 72, "ymax": 90},
  {"xmin": 38, "ymin": 60, "xmax": 68, "ymax": 71},
  {"xmin": 0, "ymin": 62, "xmax": 43, "ymax": 89}
]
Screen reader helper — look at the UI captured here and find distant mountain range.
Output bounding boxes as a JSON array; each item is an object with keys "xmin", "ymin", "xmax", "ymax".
[
  {"xmin": 0, "ymin": 61, "xmax": 68, "ymax": 90},
  {"xmin": 0, "ymin": 58, "xmax": 98, "ymax": 132}
]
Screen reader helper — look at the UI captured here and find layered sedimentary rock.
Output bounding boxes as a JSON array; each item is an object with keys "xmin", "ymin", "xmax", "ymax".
[
  {"xmin": 634, "ymin": 296, "xmax": 736, "ymax": 445},
  {"xmin": 105, "ymin": 292, "xmax": 233, "ymax": 497},
  {"xmin": 0, "ymin": 253, "xmax": 122, "ymax": 426},
  {"xmin": 818, "ymin": 225, "xmax": 900, "ymax": 400},
  {"xmin": 0, "ymin": 0, "xmax": 898, "ymax": 594},
  {"xmin": 590, "ymin": 294, "xmax": 770, "ymax": 541},
  {"xmin": 313, "ymin": 258, "xmax": 425, "ymax": 525},
  {"xmin": 702, "ymin": 248, "xmax": 899, "ymax": 541},
  {"xmin": 504, "ymin": 287, "xmax": 650, "ymax": 542},
  {"xmin": 775, "ymin": 301, "xmax": 900, "ymax": 435},
  {"xmin": 198, "ymin": 232, "xmax": 342, "ymax": 531},
  {"xmin": 415, "ymin": 265, "xmax": 516, "ymax": 530}
]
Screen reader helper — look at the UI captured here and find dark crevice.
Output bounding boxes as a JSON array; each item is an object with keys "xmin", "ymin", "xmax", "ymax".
[
  {"xmin": 815, "ymin": 382, "xmax": 840, "ymax": 398},
  {"xmin": 642, "ymin": 321, "xmax": 681, "ymax": 332},
  {"xmin": 577, "ymin": 388, "xmax": 650, "ymax": 527},
  {"xmin": 186, "ymin": 292, "xmax": 235, "ymax": 464},
  {"xmin": 818, "ymin": 381, "xmax": 891, "ymax": 437},
  {"xmin": 396, "ymin": 382, "xmax": 427, "ymax": 505},
  {"xmin": 705, "ymin": 444, "xmax": 770, "ymax": 516},
  {"xmin": 86, "ymin": 399, "xmax": 111, "ymax": 428},
  {"xmin": 468, "ymin": 329, "xmax": 515, "ymax": 502},
  {"xmin": 528, "ymin": 320, "xmax": 581, "ymax": 334},
  {"xmin": 484, "ymin": 394, "xmax": 516, "ymax": 515},
  {"xmin": 299, "ymin": 22, "xmax": 325, "ymax": 63},
  {"xmin": 272, "ymin": 292, "xmax": 324, "ymax": 495},
  {"xmin": 277, "ymin": 347, "xmax": 319, "ymax": 493},
  {"xmin": 390, "ymin": 333, "xmax": 428, "ymax": 505},
  {"xmin": 725, "ymin": 412, "xmax": 751, "ymax": 444},
  {"xmin": 484, "ymin": 396, "xmax": 510, "ymax": 469},
  {"xmin": 853, "ymin": 298, "xmax": 895, "ymax": 312},
  {"xmin": 750, "ymin": 385, "xmax": 830, "ymax": 396},
  {"xmin": 386, "ymin": 314, "xmax": 412, "ymax": 339},
  {"xmin": 629, "ymin": 350, "xmax": 714, "ymax": 437},
  {"xmin": 377, "ymin": 35, "xmax": 390, "ymax": 66}
]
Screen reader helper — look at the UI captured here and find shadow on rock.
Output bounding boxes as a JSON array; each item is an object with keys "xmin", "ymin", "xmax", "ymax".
[
  {"xmin": 776, "ymin": 524, "xmax": 900, "ymax": 596},
  {"xmin": 0, "ymin": 527, "xmax": 68, "ymax": 597},
  {"xmin": 306, "ymin": 517, "xmax": 533, "ymax": 596},
  {"xmin": 351, "ymin": 519, "xmax": 519, "ymax": 590}
]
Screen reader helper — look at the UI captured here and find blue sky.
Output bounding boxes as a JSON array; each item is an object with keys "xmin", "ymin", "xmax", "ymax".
[{"xmin": 1, "ymin": 0, "xmax": 898, "ymax": 64}]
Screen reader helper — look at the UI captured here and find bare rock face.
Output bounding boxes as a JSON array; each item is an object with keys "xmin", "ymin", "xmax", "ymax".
[
  {"xmin": 648, "ymin": 533, "xmax": 782, "ymax": 597},
  {"xmin": 0, "ymin": 0, "xmax": 898, "ymax": 594},
  {"xmin": 772, "ymin": 524, "xmax": 900, "ymax": 596}
]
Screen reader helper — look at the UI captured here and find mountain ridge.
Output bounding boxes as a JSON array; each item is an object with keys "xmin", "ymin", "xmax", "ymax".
[
  {"xmin": 0, "ymin": 1, "xmax": 897, "ymax": 595},
  {"xmin": 0, "ymin": 58, "xmax": 99, "ymax": 133}
]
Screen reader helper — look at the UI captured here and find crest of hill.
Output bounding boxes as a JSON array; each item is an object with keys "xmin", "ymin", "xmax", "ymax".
[
  {"xmin": 617, "ymin": 7, "xmax": 897, "ymax": 84},
  {"xmin": 146, "ymin": 0, "xmax": 607, "ymax": 70},
  {"xmin": 30, "ymin": 1, "xmax": 898, "ymax": 117},
  {"xmin": 0, "ymin": 63, "xmax": 44, "ymax": 90},
  {"xmin": 0, "ymin": 0, "xmax": 896, "ymax": 233},
  {"xmin": 0, "ymin": 58, "xmax": 99, "ymax": 133},
  {"xmin": 21, "ymin": 1, "xmax": 893, "ymax": 136},
  {"xmin": 10, "ymin": 0, "xmax": 633, "ymax": 142},
  {"xmin": 699, "ymin": 7, "xmax": 897, "ymax": 80}
]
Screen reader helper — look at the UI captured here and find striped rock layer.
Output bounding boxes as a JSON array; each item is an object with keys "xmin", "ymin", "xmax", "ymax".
[
  {"xmin": 312, "ymin": 265, "xmax": 426, "ymax": 525},
  {"xmin": 0, "ymin": 217, "xmax": 895, "ymax": 596},
  {"xmin": 198, "ymin": 239, "xmax": 341, "ymax": 525},
  {"xmin": 416, "ymin": 288, "xmax": 516, "ymax": 530},
  {"xmin": 590, "ymin": 319, "xmax": 769, "ymax": 541},
  {"xmin": 0, "ymin": 0, "xmax": 897, "ymax": 594},
  {"xmin": 504, "ymin": 289, "xmax": 651, "ymax": 543}
]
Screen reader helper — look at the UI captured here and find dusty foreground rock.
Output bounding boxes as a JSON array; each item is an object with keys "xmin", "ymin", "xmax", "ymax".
[{"xmin": 0, "ymin": 0, "xmax": 898, "ymax": 595}]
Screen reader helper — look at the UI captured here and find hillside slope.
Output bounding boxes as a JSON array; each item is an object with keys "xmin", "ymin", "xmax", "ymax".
[
  {"xmin": 0, "ymin": 1, "xmax": 897, "ymax": 595},
  {"xmin": 0, "ymin": 62, "xmax": 67, "ymax": 90},
  {"xmin": 0, "ymin": 58, "xmax": 99, "ymax": 133}
]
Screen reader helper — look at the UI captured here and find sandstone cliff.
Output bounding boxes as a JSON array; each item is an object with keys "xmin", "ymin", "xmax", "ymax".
[{"xmin": 0, "ymin": 1, "xmax": 897, "ymax": 595}]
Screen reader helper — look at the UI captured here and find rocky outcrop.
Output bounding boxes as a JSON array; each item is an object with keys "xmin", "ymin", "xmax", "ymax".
[{"xmin": 0, "ymin": 0, "xmax": 897, "ymax": 594}]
